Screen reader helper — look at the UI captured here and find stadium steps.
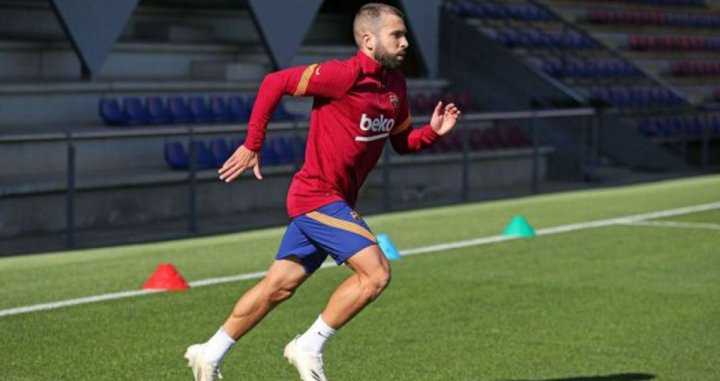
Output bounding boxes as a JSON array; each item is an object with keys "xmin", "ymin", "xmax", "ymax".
[
  {"xmin": 133, "ymin": 22, "xmax": 217, "ymax": 44},
  {"xmin": 538, "ymin": 0, "xmax": 710, "ymax": 13},
  {"xmin": 540, "ymin": 0, "xmax": 720, "ymax": 107}
]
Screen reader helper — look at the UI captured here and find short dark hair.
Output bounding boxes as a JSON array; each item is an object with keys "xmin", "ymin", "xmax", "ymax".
[
  {"xmin": 356, "ymin": 3, "xmax": 404, "ymax": 20},
  {"xmin": 353, "ymin": 3, "xmax": 405, "ymax": 46}
]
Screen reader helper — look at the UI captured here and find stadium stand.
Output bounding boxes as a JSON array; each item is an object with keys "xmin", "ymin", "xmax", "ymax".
[
  {"xmin": 543, "ymin": 0, "xmax": 720, "ymax": 105},
  {"xmin": 3, "ymin": 0, "xmax": 715, "ymax": 249}
]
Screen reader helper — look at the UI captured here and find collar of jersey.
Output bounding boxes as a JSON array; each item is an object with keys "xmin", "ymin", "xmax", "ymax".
[{"xmin": 356, "ymin": 50, "xmax": 385, "ymax": 78}]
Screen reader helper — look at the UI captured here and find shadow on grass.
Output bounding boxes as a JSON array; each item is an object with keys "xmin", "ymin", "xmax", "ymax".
[{"xmin": 498, "ymin": 373, "xmax": 656, "ymax": 381}]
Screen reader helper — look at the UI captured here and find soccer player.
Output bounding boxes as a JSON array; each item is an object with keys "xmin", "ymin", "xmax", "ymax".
[{"xmin": 185, "ymin": 3, "xmax": 460, "ymax": 380}]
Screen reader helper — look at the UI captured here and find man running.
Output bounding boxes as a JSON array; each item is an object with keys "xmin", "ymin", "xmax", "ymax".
[{"xmin": 185, "ymin": 3, "xmax": 460, "ymax": 380}]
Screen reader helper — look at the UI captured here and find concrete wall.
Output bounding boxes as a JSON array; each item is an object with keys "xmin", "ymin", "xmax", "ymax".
[{"xmin": 0, "ymin": 149, "xmax": 551, "ymax": 238}]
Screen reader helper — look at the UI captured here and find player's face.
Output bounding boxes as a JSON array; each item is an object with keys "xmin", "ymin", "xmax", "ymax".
[{"xmin": 373, "ymin": 13, "xmax": 409, "ymax": 70}]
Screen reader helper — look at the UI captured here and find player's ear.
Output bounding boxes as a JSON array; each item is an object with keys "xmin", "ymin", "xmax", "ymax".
[{"xmin": 362, "ymin": 32, "xmax": 375, "ymax": 51}]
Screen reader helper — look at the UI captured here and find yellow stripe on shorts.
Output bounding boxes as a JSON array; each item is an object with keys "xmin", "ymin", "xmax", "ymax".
[{"xmin": 305, "ymin": 211, "xmax": 377, "ymax": 243}]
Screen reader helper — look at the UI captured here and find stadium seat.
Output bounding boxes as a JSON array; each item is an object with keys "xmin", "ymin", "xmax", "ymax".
[
  {"xmin": 164, "ymin": 141, "xmax": 189, "ymax": 169},
  {"xmin": 277, "ymin": 136, "xmax": 295, "ymax": 164},
  {"xmin": 290, "ymin": 135, "xmax": 307, "ymax": 161},
  {"xmin": 191, "ymin": 140, "xmax": 216, "ymax": 169},
  {"xmin": 209, "ymin": 138, "xmax": 232, "ymax": 167},
  {"xmin": 146, "ymin": 96, "xmax": 172, "ymax": 125},
  {"xmin": 99, "ymin": 98, "xmax": 127, "ymax": 126},
  {"xmin": 261, "ymin": 140, "xmax": 278, "ymax": 165},
  {"xmin": 229, "ymin": 137, "xmax": 245, "ymax": 150},
  {"xmin": 228, "ymin": 96, "xmax": 250, "ymax": 122},
  {"xmin": 123, "ymin": 97, "xmax": 150, "ymax": 125},
  {"xmin": 209, "ymin": 96, "xmax": 232, "ymax": 123},
  {"xmin": 273, "ymin": 102, "xmax": 300, "ymax": 121},
  {"xmin": 168, "ymin": 97, "xmax": 193, "ymax": 124},
  {"xmin": 188, "ymin": 97, "xmax": 213, "ymax": 124}
]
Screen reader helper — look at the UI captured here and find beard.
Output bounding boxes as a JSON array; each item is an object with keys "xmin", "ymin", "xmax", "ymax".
[{"xmin": 373, "ymin": 43, "xmax": 403, "ymax": 70}]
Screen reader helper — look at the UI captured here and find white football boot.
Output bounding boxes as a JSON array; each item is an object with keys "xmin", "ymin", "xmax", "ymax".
[
  {"xmin": 283, "ymin": 335, "xmax": 328, "ymax": 381},
  {"xmin": 184, "ymin": 344, "xmax": 223, "ymax": 381}
]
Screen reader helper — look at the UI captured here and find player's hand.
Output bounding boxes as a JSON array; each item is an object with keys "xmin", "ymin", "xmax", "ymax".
[
  {"xmin": 429, "ymin": 102, "xmax": 461, "ymax": 136},
  {"xmin": 218, "ymin": 145, "xmax": 263, "ymax": 183}
]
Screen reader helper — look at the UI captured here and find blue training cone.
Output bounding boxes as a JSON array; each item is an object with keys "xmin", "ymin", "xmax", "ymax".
[
  {"xmin": 376, "ymin": 233, "xmax": 401, "ymax": 261},
  {"xmin": 502, "ymin": 215, "xmax": 536, "ymax": 238}
]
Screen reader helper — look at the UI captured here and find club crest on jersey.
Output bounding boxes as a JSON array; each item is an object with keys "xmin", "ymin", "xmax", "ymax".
[
  {"xmin": 359, "ymin": 113, "xmax": 395, "ymax": 132},
  {"xmin": 389, "ymin": 93, "xmax": 399, "ymax": 109},
  {"xmin": 350, "ymin": 210, "xmax": 363, "ymax": 221}
]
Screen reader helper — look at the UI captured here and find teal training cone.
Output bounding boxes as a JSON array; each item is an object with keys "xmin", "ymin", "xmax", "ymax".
[
  {"xmin": 376, "ymin": 233, "xmax": 401, "ymax": 261},
  {"xmin": 502, "ymin": 215, "xmax": 536, "ymax": 238}
]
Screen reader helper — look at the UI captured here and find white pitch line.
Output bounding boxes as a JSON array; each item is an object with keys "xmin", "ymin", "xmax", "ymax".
[
  {"xmin": 1, "ymin": 200, "xmax": 719, "ymax": 318},
  {"xmin": 621, "ymin": 220, "xmax": 720, "ymax": 231},
  {"xmin": 0, "ymin": 289, "xmax": 163, "ymax": 317},
  {"xmin": 402, "ymin": 201, "xmax": 720, "ymax": 256}
]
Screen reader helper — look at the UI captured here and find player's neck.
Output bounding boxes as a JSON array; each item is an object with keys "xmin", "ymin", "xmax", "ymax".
[{"xmin": 357, "ymin": 49, "xmax": 386, "ymax": 77}]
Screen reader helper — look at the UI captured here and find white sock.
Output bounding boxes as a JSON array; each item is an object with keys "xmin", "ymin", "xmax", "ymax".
[
  {"xmin": 203, "ymin": 327, "xmax": 236, "ymax": 366},
  {"xmin": 296, "ymin": 315, "xmax": 337, "ymax": 354}
]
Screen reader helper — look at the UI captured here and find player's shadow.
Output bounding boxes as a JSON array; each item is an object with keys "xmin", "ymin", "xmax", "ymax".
[{"xmin": 498, "ymin": 373, "xmax": 656, "ymax": 381}]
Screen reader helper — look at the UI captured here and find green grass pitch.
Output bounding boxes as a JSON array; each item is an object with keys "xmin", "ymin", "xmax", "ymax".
[{"xmin": 1, "ymin": 175, "xmax": 719, "ymax": 380}]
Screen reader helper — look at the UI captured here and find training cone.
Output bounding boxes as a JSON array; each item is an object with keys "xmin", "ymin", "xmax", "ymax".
[
  {"xmin": 376, "ymin": 233, "xmax": 401, "ymax": 261},
  {"xmin": 502, "ymin": 215, "xmax": 536, "ymax": 238},
  {"xmin": 142, "ymin": 263, "xmax": 189, "ymax": 291}
]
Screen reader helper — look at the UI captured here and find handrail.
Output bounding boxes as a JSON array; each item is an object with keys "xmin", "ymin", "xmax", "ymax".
[{"xmin": 0, "ymin": 107, "xmax": 595, "ymax": 143}]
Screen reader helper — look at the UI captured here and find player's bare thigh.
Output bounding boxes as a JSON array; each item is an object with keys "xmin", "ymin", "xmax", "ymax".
[
  {"xmin": 345, "ymin": 244, "xmax": 391, "ymax": 282},
  {"xmin": 262, "ymin": 257, "xmax": 311, "ymax": 299}
]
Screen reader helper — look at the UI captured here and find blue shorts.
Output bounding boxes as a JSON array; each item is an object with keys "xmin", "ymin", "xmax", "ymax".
[{"xmin": 276, "ymin": 201, "xmax": 377, "ymax": 273}]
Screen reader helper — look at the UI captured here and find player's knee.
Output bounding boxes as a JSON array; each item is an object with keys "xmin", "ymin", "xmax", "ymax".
[
  {"xmin": 266, "ymin": 284, "xmax": 296, "ymax": 304},
  {"xmin": 363, "ymin": 267, "xmax": 391, "ymax": 299}
]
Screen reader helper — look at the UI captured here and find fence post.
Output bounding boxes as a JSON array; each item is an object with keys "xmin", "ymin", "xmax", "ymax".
[
  {"xmin": 383, "ymin": 144, "xmax": 391, "ymax": 211},
  {"xmin": 65, "ymin": 132, "xmax": 76, "ymax": 248},
  {"xmin": 461, "ymin": 120, "xmax": 469, "ymax": 201},
  {"xmin": 531, "ymin": 111, "xmax": 539, "ymax": 194},
  {"xmin": 702, "ymin": 111, "xmax": 710, "ymax": 171},
  {"xmin": 188, "ymin": 127, "xmax": 197, "ymax": 233},
  {"xmin": 590, "ymin": 110, "xmax": 600, "ymax": 180}
]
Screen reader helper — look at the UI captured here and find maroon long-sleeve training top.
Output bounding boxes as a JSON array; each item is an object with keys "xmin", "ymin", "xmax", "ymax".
[{"xmin": 244, "ymin": 50, "xmax": 440, "ymax": 218}]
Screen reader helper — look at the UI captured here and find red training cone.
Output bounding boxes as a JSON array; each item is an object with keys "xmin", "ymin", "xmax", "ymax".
[{"xmin": 142, "ymin": 263, "xmax": 189, "ymax": 291}]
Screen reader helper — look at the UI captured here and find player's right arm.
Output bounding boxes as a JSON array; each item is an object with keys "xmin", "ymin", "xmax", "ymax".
[{"xmin": 218, "ymin": 61, "xmax": 358, "ymax": 183}]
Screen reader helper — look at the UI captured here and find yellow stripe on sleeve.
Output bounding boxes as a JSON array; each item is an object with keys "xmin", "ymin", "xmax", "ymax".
[
  {"xmin": 306, "ymin": 211, "xmax": 377, "ymax": 243},
  {"xmin": 293, "ymin": 63, "xmax": 318, "ymax": 96},
  {"xmin": 391, "ymin": 115, "xmax": 412, "ymax": 135}
]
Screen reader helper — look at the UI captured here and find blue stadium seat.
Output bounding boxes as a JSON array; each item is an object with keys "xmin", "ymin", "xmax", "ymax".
[
  {"xmin": 272, "ymin": 102, "xmax": 300, "ymax": 121},
  {"xmin": 638, "ymin": 118, "xmax": 655, "ymax": 136},
  {"xmin": 228, "ymin": 96, "xmax": 250, "ymax": 122},
  {"xmin": 209, "ymin": 138, "xmax": 232, "ymax": 167},
  {"xmin": 229, "ymin": 137, "xmax": 245, "ymax": 150},
  {"xmin": 168, "ymin": 97, "xmax": 192, "ymax": 124},
  {"xmin": 261, "ymin": 140, "xmax": 278, "ymax": 165},
  {"xmin": 99, "ymin": 98, "xmax": 127, "ymax": 126},
  {"xmin": 271, "ymin": 136, "xmax": 294, "ymax": 164},
  {"xmin": 191, "ymin": 140, "xmax": 216, "ymax": 169},
  {"xmin": 290, "ymin": 135, "xmax": 307, "ymax": 161},
  {"xmin": 209, "ymin": 96, "xmax": 232, "ymax": 123},
  {"xmin": 164, "ymin": 141, "xmax": 189, "ymax": 169},
  {"xmin": 188, "ymin": 97, "xmax": 213, "ymax": 124},
  {"xmin": 123, "ymin": 97, "xmax": 150, "ymax": 125},
  {"xmin": 146, "ymin": 96, "xmax": 172, "ymax": 125}
]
